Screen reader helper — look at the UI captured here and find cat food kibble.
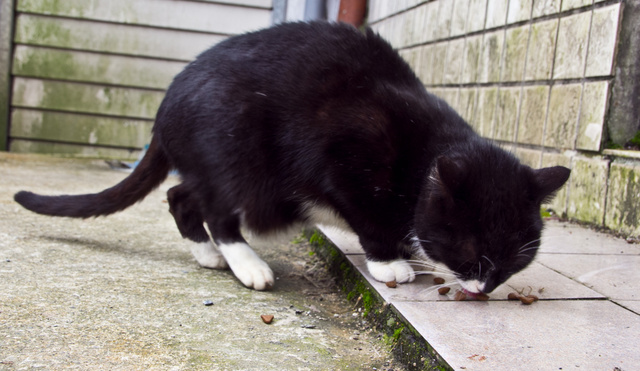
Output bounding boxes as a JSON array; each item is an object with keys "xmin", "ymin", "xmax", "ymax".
[
  {"xmin": 438, "ymin": 287, "xmax": 451, "ymax": 295},
  {"xmin": 507, "ymin": 292, "xmax": 520, "ymax": 300},
  {"xmin": 519, "ymin": 296, "xmax": 535, "ymax": 305},
  {"xmin": 260, "ymin": 314, "xmax": 274, "ymax": 324},
  {"xmin": 452, "ymin": 290, "xmax": 489, "ymax": 301},
  {"xmin": 385, "ymin": 280, "xmax": 397, "ymax": 288},
  {"xmin": 454, "ymin": 290, "xmax": 467, "ymax": 301},
  {"xmin": 507, "ymin": 292, "xmax": 539, "ymax": 304},
  {"xmin": 433, "ymin": 277, "xmax": 446, "ymax": 285}
]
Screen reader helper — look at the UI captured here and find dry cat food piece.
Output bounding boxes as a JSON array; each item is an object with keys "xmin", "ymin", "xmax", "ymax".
[
  {"xmin": 519, "ymin": 296, "xmax": 535, "ymax": 305},
  {"xmin": 433, "ymin": 277, "xmax": 446, "ymax": 285},
  {"xmin": 438, "ymin": 287, "xmax": 451, "ymax": 295},
  {"xmin": 454, "ymin": 290, "xmax": 467, "ymax": 301},
  {"xmin": 260, "ymin": 314, "xmax": 274, "ymax": 324},
  {"xmin": 507, "ymin": 292, "xmax": 540, "ymax": 304},
  {"xmin": 385, "ymin": 280, "xmax": 397, "ymax": 288},
  {"xmin": 453, "ymin": 290, "xmax": 490, "ymax": 301}
]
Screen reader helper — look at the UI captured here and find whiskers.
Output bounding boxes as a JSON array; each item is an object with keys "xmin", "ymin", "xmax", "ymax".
[
  {"xmin": 403, "ymin": 257, "xmax": 463, "ymax": 297},
  {"xmin": 516, "ymin": 238, "xmax": 542, "ymax": 260},
  {"xmin": 417, "ymin": 280, "xmax": 459, "ymax": 297},
  {"xmin": 405, "ymin": 259, "xmax": 456, "ymax": 277},
  {"xmin": 411, "ymin": 238, "xmax": 432, "ymax": 244}
]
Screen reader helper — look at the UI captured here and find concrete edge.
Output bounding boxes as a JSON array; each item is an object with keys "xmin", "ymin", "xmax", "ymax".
[{"xmin": 305, "ymin": 229, "xmax": 454, "ymax": 371}]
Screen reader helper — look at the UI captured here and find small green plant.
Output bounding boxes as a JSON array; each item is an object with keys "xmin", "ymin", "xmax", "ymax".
[
  {"xmin": 308, "ymin": 231, "xmax": 327, "ymax": 246},
  {"xmin": 392, "ymin": 326, "xmax": 404, "ymax": 341},
  {"xmin": 629, "ymin": 131, "xmax": 640, "ymax": 147},
  {"xmin": 606, "ymin": 141, "xmax": 624, "ymax": 150},
  {"xmin": 382, "ymin": 325, "xmax": 405, "ymax": 347},
  {"xmin": 540, "ymin": 209, "xmax": 552, "ymax": 218},
  {"xmin": 291, "ymin": 234, "xmax": 306, "ymax": 244}
]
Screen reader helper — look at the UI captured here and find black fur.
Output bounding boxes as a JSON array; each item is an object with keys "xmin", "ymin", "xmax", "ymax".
[{"xmin": 14, "ymin": 22, "xmax": 570, "ymax": 292}]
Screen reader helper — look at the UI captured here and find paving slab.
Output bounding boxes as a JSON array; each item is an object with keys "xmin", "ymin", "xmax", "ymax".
[
  {"xmin": 537, "ymin": 254, "xmax": 640, "ymax": 301},
  {"xmin": 394, "ymin": 300, "xmax": 639, "ymax": 371},
  {"xmin": 319, "ymin": 218, "xmax": 640, "ymax": 370},
  {"xmin": 540, "ymin": 222, "xmax": 640, "ymax": 255}
]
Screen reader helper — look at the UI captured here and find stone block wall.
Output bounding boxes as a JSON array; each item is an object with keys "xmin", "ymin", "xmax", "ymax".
[{"xmin": 368, "ymin": 0, "xmax": 639, "ymax": 236}]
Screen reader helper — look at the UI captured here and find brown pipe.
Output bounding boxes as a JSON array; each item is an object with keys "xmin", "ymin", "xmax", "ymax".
[{"xmin": 338, "ymin": 0, "xmax": 367, "ymax": 27}]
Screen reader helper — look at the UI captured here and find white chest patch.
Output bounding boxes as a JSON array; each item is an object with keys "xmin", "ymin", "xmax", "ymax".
[{"xmin": 303, "ymin": 203, "xmax": 352, "ymax": 232}]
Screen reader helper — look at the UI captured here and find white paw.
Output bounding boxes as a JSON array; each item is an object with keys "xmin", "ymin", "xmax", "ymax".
[
  {"xmin": 190, "ymin": 241, "xmax": 228, "ymax": 269},
  {"xmin": 366, "ymin": 259, "xmax": 416, "ymax": 283},
  {"xmin": 218, "ymin": 242, "xmax": 274, "ymax": 291}
]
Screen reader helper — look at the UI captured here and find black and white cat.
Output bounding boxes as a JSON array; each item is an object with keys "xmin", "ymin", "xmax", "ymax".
[{"xmin": 15, "ymin": 22, "xmax": 570, "ymax": 295}]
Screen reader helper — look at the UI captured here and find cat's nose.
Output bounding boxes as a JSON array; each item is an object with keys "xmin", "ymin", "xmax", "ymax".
[{"xmin": 481, "ymin": 276, "xmax": 502, "ymax": 293}]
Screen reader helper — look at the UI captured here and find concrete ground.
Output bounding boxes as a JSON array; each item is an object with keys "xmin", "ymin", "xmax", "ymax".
[{"xmin": 0, "ymin": 153, "xmax": 405, "ymax": 370}]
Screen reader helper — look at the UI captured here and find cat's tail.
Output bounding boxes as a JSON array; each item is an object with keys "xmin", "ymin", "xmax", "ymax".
[{"xmin": 14, "ymin": 137, "xmax": 171, "ymax": 218}]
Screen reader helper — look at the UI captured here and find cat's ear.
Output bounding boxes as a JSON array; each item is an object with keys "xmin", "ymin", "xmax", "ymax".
[
  {"xmin": 434, "ymin": 156, "xmax": 466, "ymax": 195},
  {"xmin": 531, "ymin": 166, "xmax": 571, "ymax": 203}
]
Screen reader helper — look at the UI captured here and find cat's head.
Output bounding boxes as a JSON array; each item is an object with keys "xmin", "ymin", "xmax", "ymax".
[{"xmin": 413, "ymin": 145, "xmax": 570, "ymax": 294}]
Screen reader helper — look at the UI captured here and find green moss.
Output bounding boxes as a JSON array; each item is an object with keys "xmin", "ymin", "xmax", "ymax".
[
  {"xmin": 306, "ymin": 228, "xmax": 453, "ymax": 371},
  {"xmin": 17, "ymin": 0, "xmax": 86, "ymax": 16},
  {"xmin": 15, "ymin": 16, "xmax": 73, "ymax": 49},
  {"xmin": 606, "ymin": 141, "xmax": 624, "ymax": 150},
  {"xmin": 11, "ymin": 109, "xmax": 152, "ymax": 148},
  {"xmin": 12, "ymin": 78, "xmax": 164, "ymax": 119},
  {"xmin": 629, "ymin": 131, "xmax": 640, "ymax": 147},
  {"xmin": 308, "ymin": 230, "xmax": 327, "ymax": 247},
  {"xmin": 383, "ymin": 325, "xmax": 405, "ymax": 346},
  {"xmin": 606, "ymin": 164, "xmax": 640, "ymax": 234}
]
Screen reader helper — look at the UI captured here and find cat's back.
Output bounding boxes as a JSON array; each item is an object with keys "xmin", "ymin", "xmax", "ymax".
[{"xmin": 175, "ymin": 22, "xmax": 416, "ymax": 93}]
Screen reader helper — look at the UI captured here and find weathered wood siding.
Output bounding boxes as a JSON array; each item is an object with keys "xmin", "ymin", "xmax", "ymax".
[{"xmin": 9, "ymin": 0, "xmax": 272, "ymax": 159}]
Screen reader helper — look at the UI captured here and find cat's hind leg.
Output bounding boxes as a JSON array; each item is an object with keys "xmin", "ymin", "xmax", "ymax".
[{"xmin": 167, "ymin": 184, "xmax": 228, "ymax": 269}]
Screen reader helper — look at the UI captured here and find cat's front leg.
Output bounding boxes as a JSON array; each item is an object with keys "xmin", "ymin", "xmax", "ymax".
[
  {"xmin": 366, "ymin": 259, "xmax": 416, "ymax": 283},
  {"xmin": 358, "ymin": 236, "xmax": 416, "ymax": 284}
]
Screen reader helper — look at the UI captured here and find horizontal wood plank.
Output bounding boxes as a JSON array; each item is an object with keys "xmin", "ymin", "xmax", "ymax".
[
  {"xmin": 17, "ymin": 0, "xmax": 272, "ymax": 35},
  {"xmin": 12, "ymin": 78, "xmax": 165, "ymax": 119},
  {"xmin": 14, "ymin": 14, "xmax": 225, "ymax": 61},
  {"xmin": 198, "ymin": 0, "xmax": 272, "ymax": 8},
  {"xmin": 13, "ymin": 45, "xmax": 186, "ymax": 89},
  {"xmin": 11, "ymin": 109, "xmax": 153, "ymax": 148},
  {"xmin": 10, "ymin": 139, "xmax": 141, "ymax": 160}
]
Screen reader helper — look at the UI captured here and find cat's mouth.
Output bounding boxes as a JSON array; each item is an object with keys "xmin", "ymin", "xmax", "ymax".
[
  {"xmin": 458, "ymin": 279, "xmax": 486, "ymax": 295},
  {"xmin": 461, "ymin": 288, "xmax": 485, "ymax": 297}
]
